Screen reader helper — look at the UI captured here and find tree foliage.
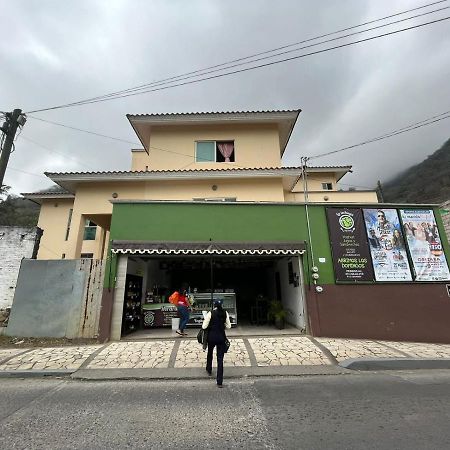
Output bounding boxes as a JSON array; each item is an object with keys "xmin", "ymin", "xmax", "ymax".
[
  {"xmin": 0, "ymin": 186, "xmax": 39, "ymax": 226},
  {"xmin": 383, "ymin": 138, "xmax": 450, "ymax": 204}
]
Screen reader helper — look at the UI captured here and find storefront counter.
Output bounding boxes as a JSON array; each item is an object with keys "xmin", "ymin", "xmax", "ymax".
[{"xmin": 141, "ymin": 291, "xmax": 237, "ymax": 328}]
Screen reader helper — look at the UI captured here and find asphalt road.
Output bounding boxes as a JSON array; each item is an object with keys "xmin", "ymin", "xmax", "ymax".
[{"xmin": 1, "ymin": 371, "xmax": 450, "ymax": 449}]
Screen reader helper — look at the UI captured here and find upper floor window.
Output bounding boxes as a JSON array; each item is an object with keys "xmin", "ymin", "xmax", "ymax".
[
  {"xmin": 83, "ymin": 220, "xmax": 97, "ymax": 241},
  {"xmin": 322, "ymin": 183, "xmax": 333, "ymax": 190},
  {"xmin": 196, "ymin": 140, "xmax": 235, "ymax": 163}
]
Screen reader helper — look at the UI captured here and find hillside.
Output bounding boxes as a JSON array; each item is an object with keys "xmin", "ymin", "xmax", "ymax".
[
  {"xmin": 383, "ymin": 138, "xmax": 450, "ymax": 204},
  {"xmin": 0, "ymin": 187, "xmax": 40, "ymax": 227}
]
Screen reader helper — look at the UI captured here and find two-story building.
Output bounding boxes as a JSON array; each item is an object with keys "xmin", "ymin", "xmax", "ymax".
[{"xmin": 22, "ymin": 110, "xmax": 450, "ymax": 343}]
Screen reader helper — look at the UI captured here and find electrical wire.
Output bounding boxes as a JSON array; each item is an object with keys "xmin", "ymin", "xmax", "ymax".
[
  {"xmin": 26, "ymin": 10, "xmax": 450, "ymax": 113},
  {"xmin": 19, "ymin": 135, "xmax": 96, "ymax": 170},
  {"xmin": 308, "ymin": 111, "xmax": 450, "ymax": 160},
  {"xmin": 26, "ymin": 116, "xmax": 212, "ymax": 163},
  {"xmin": 28, "ymin": 3, "xmax": 450, "ymax": 110},
  {"xmin": 27, "ymin": 116, "xmax": 140, "ymax": 146},
  {"xmin": 8, "ymin": 166, "xmax": 49, "ymax": 180}
]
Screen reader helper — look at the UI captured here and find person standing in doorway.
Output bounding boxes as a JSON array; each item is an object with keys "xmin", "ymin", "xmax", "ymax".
[
  {"xmin": 202, "ymin": 299, "xmax": 231, "ymax": 388},
  {"xmin": 172, "ymin": 282, "xmax": 191, "ymax": 337}
]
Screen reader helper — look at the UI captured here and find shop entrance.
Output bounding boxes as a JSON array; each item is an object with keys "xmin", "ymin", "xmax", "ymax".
[{"xmin": 116, "ymin": 253, "xmax": 307, "ymax": 339}]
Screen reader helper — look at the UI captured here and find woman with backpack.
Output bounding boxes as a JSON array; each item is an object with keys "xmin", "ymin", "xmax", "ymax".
[{"xmin": 202, "ymin": 299, "xmax": 231, "ymax": 388}]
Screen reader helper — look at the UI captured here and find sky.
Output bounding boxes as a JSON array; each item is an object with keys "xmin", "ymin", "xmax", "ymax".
[{"xmin": 1, "ymin": 0, "xmax": 449, "ymax": 195}]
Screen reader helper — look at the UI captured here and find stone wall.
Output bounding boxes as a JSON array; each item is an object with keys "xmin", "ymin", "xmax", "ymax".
[{"xmin": 0, "ymin": 227, "xmax": 37, "ymax": 309}]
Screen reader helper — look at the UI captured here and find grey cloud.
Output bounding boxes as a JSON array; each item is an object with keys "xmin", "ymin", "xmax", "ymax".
[{"xmin": 1, "ymin": 0, "xmax": 448, "ymax": 195}]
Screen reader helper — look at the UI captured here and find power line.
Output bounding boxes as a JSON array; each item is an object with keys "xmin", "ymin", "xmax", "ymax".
[
  {"xmin": 27, "ymin": 10, "xmax": 450, "ymax": 113},
  {"xmin": 85, "ymin": 6, "xmax": 447, "ymax": 103},
  {"xmin": 19, "ymin": 135, "xmax": 95, "ymax": 171},
  {"xmin": 8, "ymin": 166, "xmax": 49, "ymax": 180},
  {"xmin": 26, "ymin": 116, "xmax": 210, "ymax": 163},
  {"xmin": 28, "ymin": 2, "xmax": 449, "ymax": 111},
  {"xmin": 27, "ymin": 116, "xmax": 140, "ymax": 146},
  {"xmin": 308, "ymin": 110, "xmax": 450, "ymax": 160}
]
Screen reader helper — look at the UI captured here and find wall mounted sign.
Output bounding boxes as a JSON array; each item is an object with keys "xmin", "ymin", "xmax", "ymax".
[
  {"xmin": 326, "ymin": 208, "xmax": 374, "ymax": 282},
  {"xmin": 400, "ymin": 209, "xmax": 450, "ymax": 281},
  {"xmin": 362, "ymin": 208, "xmax": 413, "ymax": 282}
]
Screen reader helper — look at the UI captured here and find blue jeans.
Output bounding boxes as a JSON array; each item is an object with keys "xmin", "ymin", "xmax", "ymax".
[{"xmin": 177, "ymin": 305, "xmax": 190, "ymax": 331}]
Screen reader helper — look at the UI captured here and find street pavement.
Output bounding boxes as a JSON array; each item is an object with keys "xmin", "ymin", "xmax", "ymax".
[
  {"xmin": 2, "ymin": 371, "xmax": 450, "ymax": 449},
  {"xmin": 1, "ymin": 336, "xmax": 450, "ymax": 379}
]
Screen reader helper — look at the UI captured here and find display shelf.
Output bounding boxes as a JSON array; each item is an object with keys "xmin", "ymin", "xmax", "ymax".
[{"xmin": 122, "ymin": 274, "xmax": 143, "ymax": 334}]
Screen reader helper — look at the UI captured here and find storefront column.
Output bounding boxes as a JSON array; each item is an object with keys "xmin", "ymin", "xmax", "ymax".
[{"xmin": 110, "ymin": 254, "xmax": 128, "ymax": 340}]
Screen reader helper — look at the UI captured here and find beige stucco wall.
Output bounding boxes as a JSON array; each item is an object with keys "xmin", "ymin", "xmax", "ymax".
[
  {"xmin": 37, "ymin": 199, "xmax": 74, "ymax": 259},
  {"xmin": 292, "ymin": 172, "xmax": 338, "ymax": 191},
  {"xmin": 131, "ymin": 124, "xmax": 282, "ymax": 171},
  {"xmin": 284, "ymin": 190, "xmax": 379, "ymax": 203},
  {"xmin": 143, "ymin": 178, "xmax": 285, "ymax": 202}
]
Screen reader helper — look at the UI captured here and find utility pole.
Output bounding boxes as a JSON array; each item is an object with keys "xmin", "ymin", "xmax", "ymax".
[{"xmin": 0, "ymin": 108, "xmax": 26, "ymax": 188}]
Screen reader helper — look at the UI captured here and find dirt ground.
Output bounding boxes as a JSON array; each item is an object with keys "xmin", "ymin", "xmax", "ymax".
[{"xmin": 0, "ymin": 336, "xmax": 100, "ymax": 348}]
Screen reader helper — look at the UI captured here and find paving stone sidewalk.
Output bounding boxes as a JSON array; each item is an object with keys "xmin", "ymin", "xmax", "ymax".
[{"xmin": 1, "ymin": 337, "xmax": 450, "ymax": 375}]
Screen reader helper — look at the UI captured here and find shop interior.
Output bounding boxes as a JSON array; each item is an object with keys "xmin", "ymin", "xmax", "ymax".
[{"xmin": 121, "ymin": 255, "xmax": 305, "ymax": 338}]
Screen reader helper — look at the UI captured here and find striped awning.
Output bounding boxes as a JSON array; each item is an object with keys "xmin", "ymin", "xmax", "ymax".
[{"xmin": 111, "ymin": 240, "xmax": 305, "ymax": 256}]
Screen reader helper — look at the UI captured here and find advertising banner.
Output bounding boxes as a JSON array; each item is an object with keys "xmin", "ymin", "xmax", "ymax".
[
  {"xmin": 326, "ymin": 208, "xmax": 374, "ymax": 282},
  {"xmin": 399, "ymin": 209, "xmax": 450, "ymax": 281},
  {"xmin": 363, "ymin": 209, "xmax": 412, "ymax": 282}
]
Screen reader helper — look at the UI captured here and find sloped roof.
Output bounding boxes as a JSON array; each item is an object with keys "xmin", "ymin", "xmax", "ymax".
[{"xmin": 41, "ymin": 165, "xmax": 351, "ymax": 194}]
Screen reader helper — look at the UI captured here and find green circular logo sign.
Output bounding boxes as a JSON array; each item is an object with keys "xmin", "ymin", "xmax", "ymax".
[{"xmin": 339, "ymin": 214, "xmax": 354, "ymax": 230}]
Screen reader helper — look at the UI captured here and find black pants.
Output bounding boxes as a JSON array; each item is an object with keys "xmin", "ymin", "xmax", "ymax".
[{"xmin": 206, "ymin": 342, "xmax": 226, "ymax": 385}]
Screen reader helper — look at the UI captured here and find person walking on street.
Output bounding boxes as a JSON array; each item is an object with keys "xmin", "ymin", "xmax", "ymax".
[
  {"xmin": 171, "ymin": 283, "xmax": 191, "ymax": 337},
  {"xmin": 202, "ymin": 299, "xmax": 231, "ymax": 387}
]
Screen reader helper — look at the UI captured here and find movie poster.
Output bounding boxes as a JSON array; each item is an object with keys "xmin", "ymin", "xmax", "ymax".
[
  {"xmin": 399, "ymin": 209, "xmax": 450, "ymax": 281},
  {"xmin": 363, "ymin": 209, "xmax": 413, "ymax": 282},
  {"xmin": 326, "ymin": 208, "xmax": 374, "ymax": 282}
]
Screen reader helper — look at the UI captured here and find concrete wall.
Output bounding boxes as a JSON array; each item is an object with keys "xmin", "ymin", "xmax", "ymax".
[
  {"xmin": 276, "ymin": 257, "xmax": 306, "ymax": 330},
  {"xmin": 6, "ymin": 259, "xmax": 104, "ymax": 338},
  {"xmin": 0, "ymin": 227, "xmax": 36, "ymax": 309}
]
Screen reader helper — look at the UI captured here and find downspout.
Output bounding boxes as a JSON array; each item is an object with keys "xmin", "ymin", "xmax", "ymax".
[{"xmin": 301, "ymin": 156, "xmax": 321, "ymax": 335}]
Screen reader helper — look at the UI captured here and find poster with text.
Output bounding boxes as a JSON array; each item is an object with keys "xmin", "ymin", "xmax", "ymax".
[
  {"xmin": 363, "ymin": 208, "xmax": 412, "ymax": 282},
  {"xmin": 399, "ymin": 209, "xmax": 450, "ymax": 281},
  {"xmin": 326, "ymin": 208, "xmax": 374, "ymax": 282}
]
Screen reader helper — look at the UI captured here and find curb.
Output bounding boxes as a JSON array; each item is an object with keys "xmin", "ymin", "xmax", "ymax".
[
  {"xmin": 0, "ymin": 369, "xmax": 73, "ymax": 378},
  {"xmin": 71, "ymin": 365, "xmax": 351, "ymax": 381},
  {"xmin": 340, "ymin": 358, "xmax": 450, "ymax": 371}
]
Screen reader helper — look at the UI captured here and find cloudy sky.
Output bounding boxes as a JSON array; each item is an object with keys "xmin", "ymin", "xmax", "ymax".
[{"xmin": 1, "ymin": 0, "xmax": 449, "ymax": 195}]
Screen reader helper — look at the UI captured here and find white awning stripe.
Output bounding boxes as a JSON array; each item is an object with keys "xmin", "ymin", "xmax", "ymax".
[{"xmin": 111, "ymin": 248, "xmax": 304, "ymax": 256}]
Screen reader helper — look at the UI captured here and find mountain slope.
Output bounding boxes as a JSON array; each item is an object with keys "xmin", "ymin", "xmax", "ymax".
[{"xmin": 383, "ymin": 138, "xmax": 450, "ymax": 204}]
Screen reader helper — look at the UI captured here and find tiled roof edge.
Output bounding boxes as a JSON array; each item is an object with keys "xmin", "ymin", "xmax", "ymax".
[{"xmin": 44, "ymin": 165, "xmax": 352, "ymax": 176}]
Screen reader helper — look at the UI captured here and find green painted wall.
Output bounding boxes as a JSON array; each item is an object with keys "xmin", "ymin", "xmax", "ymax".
[
  {"xmin": 105, "ymin": 202, "xmax": 450, "ymax": 288},
  {"xmin": 106, "ymin": 202, "xmax": 334, "ymax": 287}
]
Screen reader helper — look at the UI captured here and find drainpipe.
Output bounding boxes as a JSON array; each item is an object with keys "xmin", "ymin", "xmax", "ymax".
[
  {"xmin": 301, "ymin": 157, "xmax": 315, "ymax": 269},
  {"xmin": 31, "ymin": 227, "xmax": 43, "ymax": 259}
]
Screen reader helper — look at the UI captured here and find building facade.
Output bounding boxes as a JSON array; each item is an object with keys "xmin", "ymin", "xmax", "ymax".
[{"xmin": 22, "ymin": 110, "xmax": 450, "ymax": 343}]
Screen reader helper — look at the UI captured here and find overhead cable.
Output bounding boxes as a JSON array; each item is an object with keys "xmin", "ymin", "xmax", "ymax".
[
  {"xmin": 26, "ymin": 6, "xmax": 450, "ymax": 113},
  {"xmin": 308, "ymin": 111, "xmax": 450, "ymax": 160}
]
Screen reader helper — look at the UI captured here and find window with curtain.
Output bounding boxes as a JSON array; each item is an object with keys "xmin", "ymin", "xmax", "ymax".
[{"xmin": 196, "ymin": 140, "xmax": 234, "ymax": 162}]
